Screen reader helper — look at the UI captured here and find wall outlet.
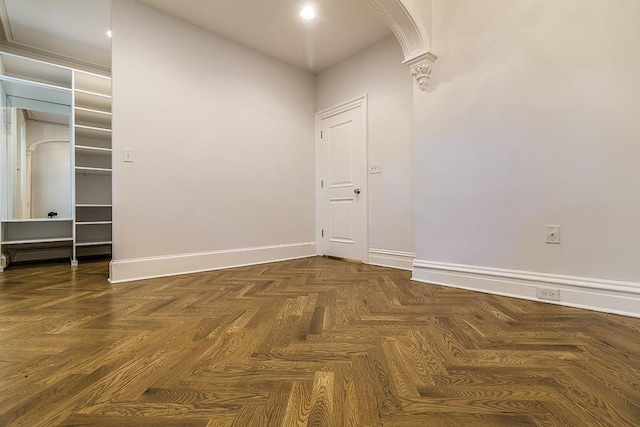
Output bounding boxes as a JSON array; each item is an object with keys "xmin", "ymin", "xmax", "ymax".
[
  {"xmin": 545, "ymin": 225, "xmax": 560, "ymax": 244},
  {"xmin": 536, "ymin": 286, "xmax": 561, "ymax": 301},
  {"xmin": 369, "ymin": 162, "xmax": 382, "ymax": 174}
]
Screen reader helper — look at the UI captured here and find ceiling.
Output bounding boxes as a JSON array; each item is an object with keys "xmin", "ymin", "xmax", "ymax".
[
  {"xmin": 0, "ymin": 0, "xmax": 112, "ymax": 71},
  {"xmin": 0, "ymin": 0, "xmax": 393, "ymax": 74}
]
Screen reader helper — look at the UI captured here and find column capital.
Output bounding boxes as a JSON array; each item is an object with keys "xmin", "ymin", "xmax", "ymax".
[{"xmin": 403, "ymin": 51, "xmax": 437, "ymax": 91}]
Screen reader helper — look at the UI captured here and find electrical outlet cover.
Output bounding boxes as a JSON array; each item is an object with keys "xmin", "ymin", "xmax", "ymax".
[
  {"xmin": 536, "ymin": 286, "xmax": 561, "ymax": 301},
  {"xmin": 545, "ymin": 225, "xmax": 560, "ymax": 244}
]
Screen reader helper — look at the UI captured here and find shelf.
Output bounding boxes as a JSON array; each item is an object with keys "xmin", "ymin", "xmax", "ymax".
[
  {"xmin": 74, "ymin": 136, "xmax": 111, "ymax": 150},
  {"xmin": 1, "ymin": 221, "xmax": 73, "ymax": 244},
  {"xmin": 75, "ymin": 88, "xmax": 111, "ymax": 97},
  {"xmin": 75, "ymin": 206, "xmax": 112, "ymax": 222},
  {"xmin": 2, "ymin": 237, "xmax": 73, "ymax": 245},
  {"xmin": 75, "ymin": 124, "xmax": 111, "ymax": 140},
  {"xmin": 75, "ymin": 106, "xmax": 111, "ymax": 127},
  {"xmin": 76, "ymin": 244, "xmax": 111, "ymax": 257},
  {"xmin": 74, "ymin": 89, "xmax": 111, "ymax": 112},
  {"xmin": 75, "ymin": 145, "xmax": 112, "ymax": 156},
  {"xmin": 76, "ymin": 204, "xmax": 112, "ymax": 208},
  {"xmin": 74, "ymin": 71, "xmax": 111, "ymax": 95},
  {"xmin": 75, "ymin": 106, "xmax": 111, "ymax": 115},
  {"xmin": 1, "ymin": 218, "xmax": 72, "ymax": 223},
  {"xmin": 2, "ymin": 52, "xmax": 73, "ymax": 89},
  {"xmin": 76, "ymin": 145, "xmax": 112, "ymax": 169},
  {"xmin": 76, "ymin": 221, "xmax": 112, "ymax": 225},
  {"xmin": 75, "ymin": 240, "xmax": 112, "ymax": 247},
  {"xmin": 76, "ymin": 166, "xmax": 112, "ymax": 175}
]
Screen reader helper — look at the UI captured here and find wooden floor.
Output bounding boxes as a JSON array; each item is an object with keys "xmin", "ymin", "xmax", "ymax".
[{"xmin": 0, "ymin": 257, "xmax": 639, "ymax": 426}]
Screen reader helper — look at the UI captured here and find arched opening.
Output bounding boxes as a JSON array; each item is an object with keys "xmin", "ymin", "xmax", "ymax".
[{"xmin": 366, "ymin": 0, "xmax": 437, "ymax": 91}]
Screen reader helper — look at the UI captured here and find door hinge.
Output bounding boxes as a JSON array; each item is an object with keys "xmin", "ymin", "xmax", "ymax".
[
  {"xmin": 321, "ymin": 180, "xmax": 323, "ymax": 188},
  {"xmin": 320, "ymin": 131, "xmax": 323, "ymax": 139},
  {"xmin": 321, "ymin": 229, "xmax": 324, "ymax": 237}
]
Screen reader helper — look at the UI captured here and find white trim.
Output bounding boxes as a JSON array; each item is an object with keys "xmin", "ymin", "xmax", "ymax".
[
  {"xmin": 365, "ymin": 0, "xmax": 428, "ymax": 60},
  {"xmin": 315, "ymin": 112, "xmax": 323, "ymax": 256},
  {"xmin": 315, "ymin": 95, "xmax": 369, "ymax": 264},
  {"xmin": 365, "ymin": 1, "xmax": 437, "ymax": 90},
  {"xmin": 70, "ymin": 69, "xmax": 77, "ymax": 264},
  {"xmin": 108, "ymin": 242, "xmax": 317, "ymax": 283},
  {"xmin": 0, "ymin": 42, "xmax": 110, "ymax": 76},
  {"xmin": 316, "ymin": 96, "xmax": 368, "ymax": 121},
  {"xmin": 369, "ymin": 248, "xmax": 415, "ymax": 271},
  {"xmin": 0, "ymin": 73, "xmax": 71, "ymax": 94},
  {"xmin": 413, "ymin": 260, "xmax": 640, "ymax": 318}
]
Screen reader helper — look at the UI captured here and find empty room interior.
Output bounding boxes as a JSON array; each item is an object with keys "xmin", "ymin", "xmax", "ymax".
[{"xmin": 0, "ymin": 0, "xmax": 639, "ymax": 425}]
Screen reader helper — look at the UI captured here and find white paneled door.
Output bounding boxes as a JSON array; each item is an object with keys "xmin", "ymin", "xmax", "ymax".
[{"xmin": 319, "ymin": 99, "xmax": 366, "ymax": 261}]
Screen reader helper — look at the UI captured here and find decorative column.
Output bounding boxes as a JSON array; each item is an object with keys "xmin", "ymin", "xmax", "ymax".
[{"xmin": 404, "ymin": 51, "xmax": 438, "ymax": 91}]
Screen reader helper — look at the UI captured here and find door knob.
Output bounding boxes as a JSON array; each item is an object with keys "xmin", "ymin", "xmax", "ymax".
[{"xmin": 354, "ymin": 188, "xmax": 361, "ymax": 195}]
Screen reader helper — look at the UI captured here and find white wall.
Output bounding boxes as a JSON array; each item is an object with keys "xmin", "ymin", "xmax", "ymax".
[
  {"xmin": 412, "ymin": 0, "xmax": 640, "ymax": 316},
  {"xmin": 317, "ymin": 36, "xmax": 415, "ymax": 269},
  {"xmin": 110, "ymin": 0, "xmax": 316, "ymax": 281}
]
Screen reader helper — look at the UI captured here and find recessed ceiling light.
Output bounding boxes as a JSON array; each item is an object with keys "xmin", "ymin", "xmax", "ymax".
[
  {"xmin": 106, "ymin": 30, "xmax": 112, "ymax": 38},
  {"xmin": 300, "ymin": 5, "xmax": 316, "ymax": 20}
]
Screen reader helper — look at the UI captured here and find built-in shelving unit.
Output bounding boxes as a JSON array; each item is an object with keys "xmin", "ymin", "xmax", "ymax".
[
  {"xmin": 0, "ymin": 52, "xmax": 113, "ymax": 271},
  {"xmin": 73, "ymin": 70, "xmax": 112, "ymax": 262}
]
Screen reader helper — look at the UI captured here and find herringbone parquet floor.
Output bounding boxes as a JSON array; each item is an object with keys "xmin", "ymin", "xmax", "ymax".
[{"xmin": 0, "ymin": 256, "xmax": 639, "ymax": 426}]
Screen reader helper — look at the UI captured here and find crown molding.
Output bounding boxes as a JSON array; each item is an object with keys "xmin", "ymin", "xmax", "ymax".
[{"xmin": 0, "ymin": 41, "xmax": 110, "ymax": 76}]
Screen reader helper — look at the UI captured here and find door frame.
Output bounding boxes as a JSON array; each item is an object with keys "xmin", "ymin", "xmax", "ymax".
[{"xmin": 315, "ymin": 94, "xmax": 369, "ymax": 263}]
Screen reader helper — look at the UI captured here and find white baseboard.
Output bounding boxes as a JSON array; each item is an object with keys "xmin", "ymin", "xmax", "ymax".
[
  {"xmin": 109, "ymin": 242, "xmax": 317, "ymax": 283},
  {"xmin": 368, "ymin": 248, "xmax": 415, "ymax": 271},
  {"xmin": 413, "ymin": 260, "xmax": 640, "ymax": 318}
]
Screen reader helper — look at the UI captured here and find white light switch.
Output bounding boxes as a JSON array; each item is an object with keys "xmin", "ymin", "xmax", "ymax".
[
  {"xmin": 369, "ymin": 162, "xmax": 382, "ymax": 174},
  {"xmin": 123, "ymin": 148, "xmax": 134, "ymax": 163}
]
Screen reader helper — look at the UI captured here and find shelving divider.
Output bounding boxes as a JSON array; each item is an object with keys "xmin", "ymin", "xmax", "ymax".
[{"xmin": 71, "ymin": 69, "xmax": 77, "ymax": 266}]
